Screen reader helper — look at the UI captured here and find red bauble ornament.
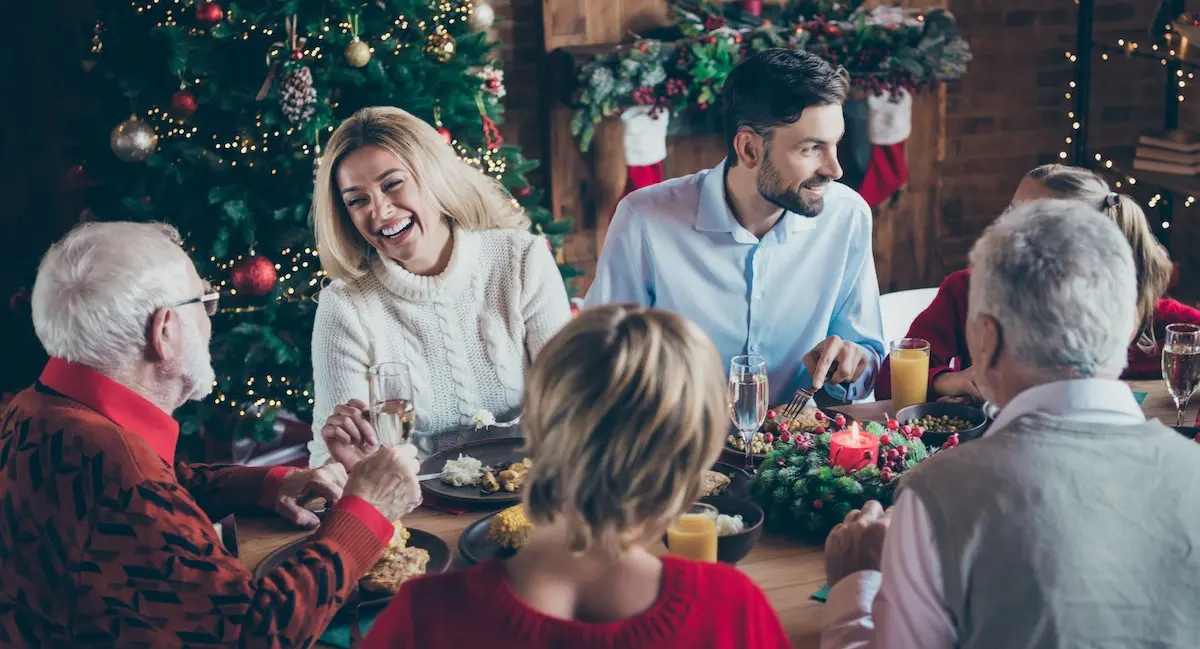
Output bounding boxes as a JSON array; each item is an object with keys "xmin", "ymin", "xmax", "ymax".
[
  {"xmin": 812, "ymin": 499, "xmax": 824, "ymax": 510},
  {"xmin": 170, "ymin": 89, "xmax": 198, "ymax": 118},
  {"xmin": 195, "ymin": 1, "xmax": 224, "ymax": 25},
  {"xmin": 230, "ymin": 255, "xmax": 277, "ymax": 297},
  {"xmin": 436, "ymin": 126, "xmax": 452, "ymax": 144},
  {"xmin": 289, "ymin": 49, "xmax": 304, "ymax": 61},
  {"xmin": 515, "ymin": 186, "xmax": 532, "ymax": 197}
]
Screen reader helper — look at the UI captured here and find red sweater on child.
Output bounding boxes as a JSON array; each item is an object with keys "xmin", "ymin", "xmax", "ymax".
[
  {"xmin": 362, "ymin": 555, "xmax": 792, "ymax": 649},
  {"xmin": 0, "ymin": 358, "xmax": 395, "ymax": 647},
  {"xmin": 876, "ymin": 269, "xmax": 1200, "ymax": 400}
]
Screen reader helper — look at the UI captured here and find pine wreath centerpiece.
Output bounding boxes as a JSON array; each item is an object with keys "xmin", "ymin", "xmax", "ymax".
[{"xmin": 750, "ymin": 414, "xmax": 955, "ymax": 541}]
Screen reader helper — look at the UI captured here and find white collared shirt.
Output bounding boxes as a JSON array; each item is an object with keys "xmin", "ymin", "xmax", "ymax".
[
  {"xmin": 583, "ymin": 161, "xmax": 886, "ymax": 404},
  {"xmin": 822, "ymin": 379, "xmax": 1146, "ymax": 649}
]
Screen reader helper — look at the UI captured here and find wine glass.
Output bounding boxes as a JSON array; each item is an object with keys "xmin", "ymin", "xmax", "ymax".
[
  {"xmin": 1162, "ymin": 324, "xmax": 1200, "ymax": 427},
  {"xmin": 368, "ymin": 362, "xmax": 417, "ymax": 446},
  {"xmin": 729, "ymin": 355, "xmax": 769, "ymax": 472}
]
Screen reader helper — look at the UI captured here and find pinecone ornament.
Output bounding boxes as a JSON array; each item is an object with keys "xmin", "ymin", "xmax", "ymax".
[{"xmin": 278, "ymin": 64, "xmax": 317, "ymax": 125}]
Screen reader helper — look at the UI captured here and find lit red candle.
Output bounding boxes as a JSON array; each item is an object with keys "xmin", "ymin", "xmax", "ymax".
[{"xmin": 829, "ymin": 422, "xmax": 880, "ymax": 473}]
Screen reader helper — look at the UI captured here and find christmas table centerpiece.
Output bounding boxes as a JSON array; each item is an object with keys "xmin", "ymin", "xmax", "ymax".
[{"xmin": 750, "ymin": 410, "xmax": 959, "ymax": 541}]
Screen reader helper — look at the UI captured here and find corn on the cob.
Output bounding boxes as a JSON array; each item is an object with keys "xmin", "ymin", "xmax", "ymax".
[{"xmin": 487, "ymin": 505, "xmax": 534, "ymax": 550}]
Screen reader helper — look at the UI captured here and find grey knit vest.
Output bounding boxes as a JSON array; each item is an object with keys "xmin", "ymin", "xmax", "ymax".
[{"xmin": 899, "ymin": 413, "xmax": 1200, "ymax": 649}]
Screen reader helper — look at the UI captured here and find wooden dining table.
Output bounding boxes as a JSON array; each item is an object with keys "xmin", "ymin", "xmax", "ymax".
[{"xmin": 235, "ymin": 379, "xmax": 1183, "ymax": 648}]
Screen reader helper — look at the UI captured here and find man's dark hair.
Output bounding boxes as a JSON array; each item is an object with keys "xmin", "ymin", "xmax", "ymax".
[{"xmin": 721, "ymin": 49, "xmax": 849, "ymax": 164}]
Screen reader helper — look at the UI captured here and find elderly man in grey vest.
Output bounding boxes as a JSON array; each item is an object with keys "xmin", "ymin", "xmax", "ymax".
[{"xmin": 820, "ymin": 198, "xmax": 1200, "ymax": 649}]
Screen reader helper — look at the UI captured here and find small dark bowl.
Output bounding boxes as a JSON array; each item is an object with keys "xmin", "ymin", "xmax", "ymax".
[
  {"xmin": 895, "ymin": 402, "xmax": 989, "ymax": 448},
  {"xmin": 690, "ymin": 496, "xmax": 765, "ymax": 565}
]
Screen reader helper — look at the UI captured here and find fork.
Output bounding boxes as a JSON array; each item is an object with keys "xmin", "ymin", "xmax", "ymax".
[{"xmin": 778, "ymin": 362, "xmax": 842, "ymax": 422}]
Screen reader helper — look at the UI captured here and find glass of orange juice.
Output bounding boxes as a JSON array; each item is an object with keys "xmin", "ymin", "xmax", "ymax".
[
  {"xmin": 666, "ymin": 503, "xmax": 719, "ymax": 562},
  {"xmin": 889, "ymin": 338, "xmax": 931, "ymax": 410}
]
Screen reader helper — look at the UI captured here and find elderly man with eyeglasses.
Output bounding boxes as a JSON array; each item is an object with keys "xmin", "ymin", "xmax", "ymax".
[{"xmin": 0, "ymin": 221, "xmax": 423, "ymax": 647}]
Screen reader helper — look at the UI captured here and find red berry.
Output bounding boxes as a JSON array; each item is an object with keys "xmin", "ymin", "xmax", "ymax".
[
  {"xmin": 834, "ymin": 413, "xmax": 847, "ymax": 427},
  {"xmin": 813, "ymin": 499, "xmax": 824, "ymax": 510},
  {"xmin": 862, "ymin": 450, "xmax": 873, "ymax": 459},
  {"xmin": 779, "ymin": 431, "xmax": 791, "ymax": 443},
  {"xmin": 881, "ymin": 468, "xmax": 894, "ymax": 482},
  {"xmin": 911, "ymin": 426, "xmax": 924, "ymax": 438},
  {"xmin": 763, "ymin": 432, "xmax": 774, "ymax": 444},
  {"xmin": 814, "ymin": 410, "xmax": 826, "ymax": 422},
  {"xmin": 778, "ymin": 422, "xmax": 789, "ymax": 433},
  {"xmin": 886, "ymin": 419, "xmax": 899, "ymax": 431},
  {"xmin": 799, "ymin": 442, "xmax": 811, "ymax": 451},
  {"xmin": 776, "ymin": 457, "xmax": 787, "ymax": 466},
  {"xmin": 766, "ymin": 409, "xmax": 777, "ymax": 420},
  {"xmin": 880, "ymin": 434, "xmax": 892, "ymax": 446},
  {"xmin": 888, "ymin": 449, "xmax": 900, "ymax": 460},
  {"xmin": 814, "ymin": 425, "xmax": 825, "ymax": 435},
  {"xmin": 898, "ymin": 445, "xmax": 908, "ymax": 456},
  {"xmin": 899, "ymin": 424, "xmax": 913, "ymax": 437}
]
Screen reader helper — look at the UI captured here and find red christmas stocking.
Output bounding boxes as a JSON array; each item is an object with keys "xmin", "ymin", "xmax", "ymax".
[
  {"xmin": 620, "ymin": 105, "xmax": 669, "ymax": 198},
  {"xmin": 858, "ymin": 88, "xmax": 913, "ymax": 208}
]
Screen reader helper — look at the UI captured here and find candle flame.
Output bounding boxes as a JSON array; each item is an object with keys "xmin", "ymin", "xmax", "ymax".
[{"xmin": 850, "ymin": 420, "xmax": 861, "ymax": 442}]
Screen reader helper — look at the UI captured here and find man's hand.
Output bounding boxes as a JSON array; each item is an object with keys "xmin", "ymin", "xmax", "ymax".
[
  {"xmin": 321, "ymin": 399, "xmax": 379, "ymax": 471},
  {"xmin": 343, "ymin": 445, "xmax": 423, "ymax": 521},
  {"xmin": 825, "ymin": 500, "xmax": 892, "ymax": 585},
  {"xmin": 932, "ymin": 365, "xmax": 982, "ymax": 400},
  {"xmin": 803, "ymin": 335, "xmax": 870, "ymax": 390},
  {"xmin": 274, "ymin": 464, "xmax": 349, "ymax": 528}
]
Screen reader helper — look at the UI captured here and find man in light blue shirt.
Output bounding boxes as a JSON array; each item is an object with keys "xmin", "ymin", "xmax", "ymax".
[{"xmin": 584, "ymin": 49, "xmax": 885, "ymax": 405}]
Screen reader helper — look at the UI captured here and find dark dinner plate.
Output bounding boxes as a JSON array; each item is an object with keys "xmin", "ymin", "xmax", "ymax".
[
  {"xmin": 458, "ymin": 510, "xmax": 511, "ymax": 566},
  {"xmin": 253, "ymin": 528, "xmax": 450, "ymax": 609},
  {"xmin": 709, "ymin": 461, "xmax": 752, "ymax": 500},
  {"xmin": 1174, "ymin": 426, "xmax": 1199, "ymax": 440},
  {"xmin": 419, "ymin": 437, "xmax": 530, "ymax": 505}
]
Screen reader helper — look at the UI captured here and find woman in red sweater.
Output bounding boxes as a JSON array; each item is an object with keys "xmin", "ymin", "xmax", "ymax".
[
  {"xmin": 878, "ymin": 163, "xmax": 1200, "ymax": 401},
  {"xmin": 363, "ymin": 304, "xmax": 791, "ymax": 649}
]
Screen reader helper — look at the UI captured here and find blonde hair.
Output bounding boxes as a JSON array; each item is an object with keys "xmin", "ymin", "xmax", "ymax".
[
  {"xmin": 1025, "ymin": 164, "xmax": 1172, "ymax": 348},
  {"xmin": 312, "ymin": 106, "xmax": 529, "ymax": 282},
  {"xmin": 522, "ymin": 304, "xmax": 728, "ymax": 556}
]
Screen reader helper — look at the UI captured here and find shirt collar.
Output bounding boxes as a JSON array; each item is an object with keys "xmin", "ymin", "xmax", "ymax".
[
  {"xmin": 39, "ymin": 357, "xmax": 180, "ymax": 463},
  {"xmin": 988, "ymin": 378, "xmax": 1145, "ymax": 435},
  {"xmin": 694, "ymin": 159, "xmax": 816, "ymax": 243}
]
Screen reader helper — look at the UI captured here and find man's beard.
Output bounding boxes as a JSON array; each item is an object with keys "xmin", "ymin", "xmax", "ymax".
[
  {"xmin": 179, "ymin": 316, "xmax": 216, "ymax": 402},
  {"xmin": 757, "ymin": 155, "xmax": 832, "ymax": 218}
]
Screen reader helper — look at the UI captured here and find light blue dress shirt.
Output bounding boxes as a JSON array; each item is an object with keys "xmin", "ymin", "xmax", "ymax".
[{"xmin": 583, "ymin": 161, "xmax": 885, "ymax": 404}]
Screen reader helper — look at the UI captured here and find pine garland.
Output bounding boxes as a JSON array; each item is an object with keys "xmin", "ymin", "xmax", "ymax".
[{"xmin": 750, "ymin": 420, "xmax": 940, "ymax": 541}]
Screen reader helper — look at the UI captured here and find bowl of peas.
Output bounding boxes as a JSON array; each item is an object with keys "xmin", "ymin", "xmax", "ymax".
[{"xmin": 895, "ymin": 402, "xmax": 989, "ymax": 448}]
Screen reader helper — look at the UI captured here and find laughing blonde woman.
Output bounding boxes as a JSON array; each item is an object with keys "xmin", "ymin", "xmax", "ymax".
[{"xmin": 309, "ymin": 106, "xmax": 571, "ymax": 467}]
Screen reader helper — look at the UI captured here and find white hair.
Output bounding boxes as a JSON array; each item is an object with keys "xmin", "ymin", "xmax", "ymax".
[
  {"xmin": 31, "ymin": 221, "xmax": 195, "ymax": 375},
  {"xmin": 968, "ymin": 198, "xmax": 1137, "ymax": 377}
]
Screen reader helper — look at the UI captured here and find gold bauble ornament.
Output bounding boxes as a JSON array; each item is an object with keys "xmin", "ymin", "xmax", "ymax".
[
  {"xmin": 468, "ymin": 1, "xmax": 495, "ymax": 32},
  {"xmin": 423, "ymin": 29, "xmax": 457, "ymax": 63},
  {"xmin": 110, "ymin": 117, "xmax": 158, "ymax": 163},
  {"xmin": 344, "ymin": 38, "xmax": 371, "ymax": 68}
]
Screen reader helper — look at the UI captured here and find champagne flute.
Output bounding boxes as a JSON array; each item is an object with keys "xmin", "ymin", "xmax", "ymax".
[
  {"xmin": 1162, "ymin": 324, "xmax": 1200, "ymax": 427},
  {"xmin": 729, "ymin": 355, "xmax": 769, "ymax": 472},
  {"xmin": 368, "ymin": 362, "xmax": 417, "ymax": 446}
]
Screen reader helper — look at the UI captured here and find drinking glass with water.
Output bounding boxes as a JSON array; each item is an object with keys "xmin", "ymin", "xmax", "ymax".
[
  {"xmin": 368, "ymin": 362, "xmax": 417, "ymax": 446},
  {"xmin": 729, "ymin": 355, "xmax": 769, "ymax": 473}
]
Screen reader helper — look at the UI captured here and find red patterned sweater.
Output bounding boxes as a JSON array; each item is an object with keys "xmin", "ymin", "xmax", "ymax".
[
  {"xmin": 0, "ymin": 358, "xmax": 394, "ymax": 648},
  {"xmin": 876, "ymin": 269, "xmax": 1200, "ymax": 399}
]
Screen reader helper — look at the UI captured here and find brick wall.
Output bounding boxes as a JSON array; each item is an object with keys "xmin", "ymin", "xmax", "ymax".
[{"xmin": 940, "ymin": 0, "xmax": 1166, "ymax": 272}]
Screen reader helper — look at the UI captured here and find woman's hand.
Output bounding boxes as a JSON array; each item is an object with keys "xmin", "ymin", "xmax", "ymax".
[
  {"xmin": 321, "ymin": 399, "xmax": 379, "ymax": 471},
  {"xmin": 932, "ymin": 365, "xmax": 982, "ymax": 400}
]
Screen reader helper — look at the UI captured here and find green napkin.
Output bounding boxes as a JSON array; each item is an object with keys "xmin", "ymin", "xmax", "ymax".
[
  {"xmin": 319, "ymin": 609, "xmax": 381, "ymax": 649},
  {"xmin": 812, "ymin": 584, "xmax": 831, "ymax": 602},
  {"xmin": 1134, "ymin": 391, "xmax": 1148, "ymax": 406}
]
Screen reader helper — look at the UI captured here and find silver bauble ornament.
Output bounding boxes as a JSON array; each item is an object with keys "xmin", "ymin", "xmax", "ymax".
[
  {"xmin": 344, "ymin": 38, "xmax": 371, "ymax": 68},
  {"xmin": 468, "ymin": 1, "xmax": 495, "ymax": 31},
  {"xmin": 110, "ymin": 118, "xmax": 158, "ymax": 163}
]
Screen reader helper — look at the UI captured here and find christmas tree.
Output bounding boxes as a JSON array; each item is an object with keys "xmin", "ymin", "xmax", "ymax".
[{"xmin": 76, "ymin": 0, "xmax": 581, "ymax": 440}]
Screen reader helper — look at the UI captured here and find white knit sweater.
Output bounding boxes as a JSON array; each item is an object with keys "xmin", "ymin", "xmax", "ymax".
[{"xmin": 307, "ymin": 227, "xmax": 572, "ymax": 464}]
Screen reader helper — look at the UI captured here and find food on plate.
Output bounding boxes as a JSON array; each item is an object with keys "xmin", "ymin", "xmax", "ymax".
[
  {"xmin": 360, "ymin": 520, "xmax": 430, "ymax": 594},
  {"xmin": 488, "ymin": 504, "xmax": 535, "ymax": 550},
  {"xmin": 480, "ymin": 458, "xmax": 531, "ymax": 494},
  {"xmin": 766, "ymin": 405, "xmax": 828, "ymax": 434},
  {"xmin": 715, "ymin": 513, "xmax": 746, "ymax": 536},
  {"xmin": 472, "ymin": 409, "xmax": 497, "ymax": 429},
  {"xmin": 439, "ymin": 454, "xmax": 485, "ymax": 487},
  {"xmin": 360, "ymin": 546, "xmax": 431, "ymax": 594},
  {"xmin": 905, "ymin": 414, "xmax": 975, "ymax": 433},
  {"xmin": 727, "ymin": 433, "xmax": 770, "ymax": 454},
  {"xmin": 700, "ymin": 470, "xmax": 732, "ymax": 497}
]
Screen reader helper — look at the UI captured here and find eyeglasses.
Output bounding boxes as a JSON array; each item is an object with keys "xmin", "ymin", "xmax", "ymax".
[{"xmin": 172, "ymin": 279, "xmax": 220, "ymax": 316}]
